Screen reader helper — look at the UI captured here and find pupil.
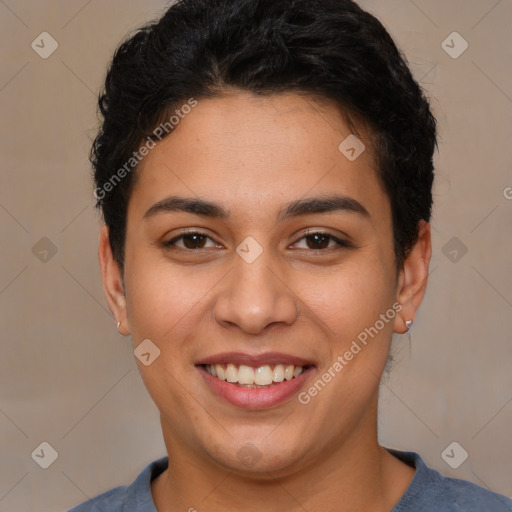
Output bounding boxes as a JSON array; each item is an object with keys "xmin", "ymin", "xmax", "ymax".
[
  {"xmin": 184, "ymin": 234, "xmax": 205, "ymax": 249},
  {"xmin": 307, "ymin": 234, "xmax": 329, "ymax": 249}
]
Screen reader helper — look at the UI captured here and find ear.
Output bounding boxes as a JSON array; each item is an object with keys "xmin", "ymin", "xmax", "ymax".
[
  {"xmin": 395, "ymin": 220, "xmax": 432, "ymax": 334},
  {"xmin": 98, "ymin": 224, "xmax": 130, "ymax": 335}
]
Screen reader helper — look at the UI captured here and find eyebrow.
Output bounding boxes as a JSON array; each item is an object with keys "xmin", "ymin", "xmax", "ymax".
[
  {"xmin": 143, "ymin": 196, "xmax": 229, "ymax": 219},
  {"xmin": 143, "ymin": 194, "xmax": 370, "ymax": 220},
  {"xmin": 278, "ymin": 194, "xmax": 370, "ymax": 220}
]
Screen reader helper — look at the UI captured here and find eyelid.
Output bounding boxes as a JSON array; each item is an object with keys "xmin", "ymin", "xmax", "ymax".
[
  {"xmin": 163, "ymin": 229, "xmax": 223, "ymax": 248},
  {"xmin": 300, "ymin": 228, "xmax": 350, "ymax": 239},
  {"xmin": 290, "ymin": 229, "xmax": 353, "ymax": 249},
  {"xmin": 161, "ymin": 228, "xmax": 353, "ymax": 251}
]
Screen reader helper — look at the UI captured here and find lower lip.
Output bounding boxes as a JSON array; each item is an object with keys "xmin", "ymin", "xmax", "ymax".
[{"xmin": 198, "ymin": 366, "xmax": 315, "ymax": 410}]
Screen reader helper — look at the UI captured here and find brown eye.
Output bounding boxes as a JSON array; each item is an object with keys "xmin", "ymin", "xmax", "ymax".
[
  {"xmin": 305, "ymin": 233, "xmax": 331, "ymax": 249},
  {"xmin": 163, "ymin": 232, "xmax": 219, "ymax": 250},
  {"xmin": 182, "ymin": 233, "xmax": 208, "ymax": 249},
  {"xmin": 291, "ymin": 231, "xmax": 352, "ymax": 251}
]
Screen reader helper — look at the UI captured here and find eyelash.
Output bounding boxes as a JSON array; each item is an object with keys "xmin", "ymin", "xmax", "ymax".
[{"xmin": 162, "ymin": 230, "xmax": 353, "ymax": 251}]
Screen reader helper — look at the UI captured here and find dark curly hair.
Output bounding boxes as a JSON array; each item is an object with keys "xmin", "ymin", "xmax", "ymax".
[{"xmin": 91, "ymin": 0, "xmax": 437, "ymax": 272}]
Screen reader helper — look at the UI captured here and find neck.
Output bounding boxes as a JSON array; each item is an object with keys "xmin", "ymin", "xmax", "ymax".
[{"xmin": 151, "ymin": 408, "xmax": 415, "ymax": 512}]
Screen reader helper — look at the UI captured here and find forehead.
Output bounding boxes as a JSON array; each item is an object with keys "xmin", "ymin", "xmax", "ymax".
[{"xmin": 128, "ymin": 91, "xmax": 388, "ymax": 221}]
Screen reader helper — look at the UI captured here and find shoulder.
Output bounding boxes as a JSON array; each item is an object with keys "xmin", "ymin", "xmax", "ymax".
[
  {"xmin": 389, "ymin": 449, "xmax": 512, "ymax": 512},
  {"xmin": 67, "ymin": 486, "xmax": 126, "ymax": 511},
  {"xmin": 66, "ymin": 456, "xmax": 169, "ymax": 512}
]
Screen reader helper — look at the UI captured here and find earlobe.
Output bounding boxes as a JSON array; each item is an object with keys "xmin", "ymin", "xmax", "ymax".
[
  {"xmin": 395, "ymin": 221, "xmax": 432, "ymax": 334},
  {"xmin": 98, "ymin": 224, "xmax": 130, "ymax": 335}
]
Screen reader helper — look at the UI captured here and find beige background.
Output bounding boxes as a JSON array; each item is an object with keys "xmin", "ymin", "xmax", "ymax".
[{"xmin": 0, "ymin": 0, "xmax": 511, "ymax": 510}]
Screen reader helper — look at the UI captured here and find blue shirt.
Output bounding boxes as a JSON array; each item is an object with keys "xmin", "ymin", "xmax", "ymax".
[{"xmin": 68, "ymin": 449, "xmax": 512, "ymax": 511}]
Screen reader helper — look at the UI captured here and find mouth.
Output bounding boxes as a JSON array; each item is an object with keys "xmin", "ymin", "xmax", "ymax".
[
  {"xmin": 196, "ymin": 352, "xmax": 316, "ymax": 409},
  {"xmin": 200, "ymin": 363, "xmax": 312, "ymax": 388}
]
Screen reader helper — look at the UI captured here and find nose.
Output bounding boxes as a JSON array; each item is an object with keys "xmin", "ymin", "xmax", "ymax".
[{"xmin": 213, "ymin": 251, "xmax": 298, "ymax": 335}]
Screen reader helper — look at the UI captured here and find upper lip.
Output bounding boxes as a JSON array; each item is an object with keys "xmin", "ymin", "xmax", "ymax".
[{"xmin": 195, "ymin": 352, "xmax": 315, "ymax": 368}]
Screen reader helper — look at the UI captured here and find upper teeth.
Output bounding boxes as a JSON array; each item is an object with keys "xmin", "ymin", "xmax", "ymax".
[{"xmin": 206, "ymin": 364, "xmax": 304, "ymax": 386}]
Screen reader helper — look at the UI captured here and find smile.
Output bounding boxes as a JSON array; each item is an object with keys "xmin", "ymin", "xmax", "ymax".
[
  {"xmin": 202, "ymin": 363, "xmax": 307, "ymax": 387},
  {"xmin": 196, "ymin": 353, "xmax": 316, "ymax": 409}
]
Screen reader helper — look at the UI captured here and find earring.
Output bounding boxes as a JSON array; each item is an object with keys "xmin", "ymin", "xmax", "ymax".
[
  {"xmin": 116, "ymin": 320, "xmax": 122, "ymax": 333},
  {"xmin": 405, "ymin": 320, "xmax": 413, "ymax": 331}
]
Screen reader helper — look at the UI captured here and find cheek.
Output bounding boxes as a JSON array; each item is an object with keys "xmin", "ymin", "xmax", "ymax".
[
  {"xmin": 123, "ymin": 259, "xmax": 209, "ymax": 410},
  {"xmin": 297, "ymin": 257, "xmax": 396, "ymax": 341},
  {"xmin": 124, "ymin": 250, "xmax": 225, "ymax": 348},
  {"xmin": 294, "ymin": 262, "xmax": 397, "ymax": 425}
]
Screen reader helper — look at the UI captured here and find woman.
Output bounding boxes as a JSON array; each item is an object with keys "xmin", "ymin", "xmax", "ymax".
[{"xmin": 70, "ymin": 0, "xmax": 512, "ymax": 510}]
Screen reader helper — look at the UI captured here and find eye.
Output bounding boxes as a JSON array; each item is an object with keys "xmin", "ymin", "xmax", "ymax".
[
  {"xmin": 291, "ymin": 231, "xmax": 352, "ymax": 251},
  {"xmin": 163, "ymin": 232, "xmax": 221, "ymax": 250}
]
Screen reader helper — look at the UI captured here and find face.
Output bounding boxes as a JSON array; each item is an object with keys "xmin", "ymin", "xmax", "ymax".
[{"xmin": 101, "ymin": 91, "xmax": 429, "ymax": 476}]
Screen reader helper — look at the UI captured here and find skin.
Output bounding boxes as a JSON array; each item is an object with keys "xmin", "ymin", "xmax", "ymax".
[{"xmin": 99, "ymin": 91, "xmax": 431, "ymax": 512}]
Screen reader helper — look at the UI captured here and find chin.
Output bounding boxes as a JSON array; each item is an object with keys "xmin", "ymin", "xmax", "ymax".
[{"xmin": 202, "ymin": 432, "xmax": 316, "ymax": 477}]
